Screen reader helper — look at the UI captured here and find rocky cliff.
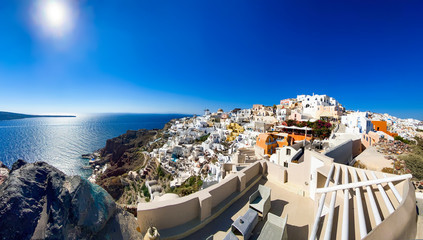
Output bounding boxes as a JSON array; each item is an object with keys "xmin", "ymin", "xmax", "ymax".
[
  {"xmin": 0, "ymin": 160, "xmax": 142, "ymax": 240},
  {"xmin": 96, "ymin": 123, "xmax": 172, "ymax": 200}
]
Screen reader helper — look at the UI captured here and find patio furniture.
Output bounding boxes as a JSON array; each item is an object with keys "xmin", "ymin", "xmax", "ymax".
[
  {"xmin": 231, "ymin": 208, "xmax": 259, "ymax": 240},
  {"xmin": 257, "ymin": 213, "xmax": 288, "ymax": 240},
  {"xmin": 249, "ymin": 185, "xmax": 271, "ymax": 218}
]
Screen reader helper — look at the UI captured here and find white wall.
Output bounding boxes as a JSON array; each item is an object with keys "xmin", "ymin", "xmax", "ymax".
[
  {"xmin": 309, "ymin": 156, "xmax": 325, "ymax": 200},
  {"xmin": 342, "ymin": 112, "xmax": 373, "ymax": 134}
]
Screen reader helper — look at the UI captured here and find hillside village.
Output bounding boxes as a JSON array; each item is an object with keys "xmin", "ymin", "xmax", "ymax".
[{"xmin": 86, "ymin": 93, "xmax": 423, "ymax": 208}]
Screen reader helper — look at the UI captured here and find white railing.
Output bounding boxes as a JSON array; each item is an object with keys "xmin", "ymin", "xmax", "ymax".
[
  {"xmin": 361, "ymin": 170, "xmax": 381, "ymax": 226},
  {"xmin": 310, "ymin": 164, "xmax": 412, "ymax": 240},
  {"xmin": 323, "ymin": 166, "xmax": 341, "ymax": 240},
  {"xmin": 309, "ymin": 164, "xmax": 335, "ymax": 240},
  {"xmin": 315, "ymin": 174, "xmax": 412, "ymax": 194},
  {"xmin": 352, "ymin": 168, "xmax": 367, "ymax": 239},
  {"xmin": 341, "ymin": 166, "xmax": 349, "ymax": 240}
]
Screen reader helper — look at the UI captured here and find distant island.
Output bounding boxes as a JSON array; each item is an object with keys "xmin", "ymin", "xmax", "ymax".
[{"xmin": 0, "ymin": 111, "xmax": 76, "ymax": 121}]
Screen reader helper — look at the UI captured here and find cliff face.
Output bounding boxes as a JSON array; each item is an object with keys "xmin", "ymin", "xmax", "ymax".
[
  {"xmin": 0, "ymin": 161, "xmax": 8, "ymax": 185},
  {"xmin": 0, "ymin": 160, "xmax": 142, "ymax": 240},
  {"xmin": 100, "ymin": 129, "xmax": 157, "ymax": 174},
  {"xmin": 96, "ymin": 123, "xmax": 172, "ymax": 200},
  {"xmin": 96, "ymin": 129, "xmax": 157, "ymax": 200}
]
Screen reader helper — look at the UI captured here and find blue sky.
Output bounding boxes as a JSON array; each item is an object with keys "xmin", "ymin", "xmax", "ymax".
[{"xmin": 0, "ymin": 0, "xmax": 422, "ymax": 119}]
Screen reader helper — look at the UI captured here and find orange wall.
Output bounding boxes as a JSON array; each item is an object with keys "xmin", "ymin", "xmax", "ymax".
[
  {"xmin": 256, "ymin": 134, "xmax": 276, "ymax": 155},
  {"xmin": 288, "ymin": 133, "xmax": 312, "ymax": 145},
  {"xmin": 256, "ymin": 133, "xmax": 311, "ymax": 151},
  {"xmin": 277, "ymin": 140, "xmax": 288, "ymax": 148},
  {"xmin": 372, "ymin": 121, "xmax": 387, "ymax": 132},
  {"xmin": 256, "ymin": 133, "xmax": 288, "ymax": 155},
  {"xmin": 371, "ymin": 121, "xmax": 398, "ymax": 138}
]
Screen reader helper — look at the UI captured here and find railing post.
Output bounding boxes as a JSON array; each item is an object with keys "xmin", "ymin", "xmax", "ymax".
[
  {"xmin": 352, "ymin": 168, "xmax": 367, "ymax": 239},
  {"xmin": 324, "ymin": 166, "xmax": 341, "ymax": 240},
  {"xmin": 341, "ymin": 166, "xmax": 349, "ymax": 240},
  {"xmin": 309, "ymin": 164, "xmax": 335, "ymax": 240}
]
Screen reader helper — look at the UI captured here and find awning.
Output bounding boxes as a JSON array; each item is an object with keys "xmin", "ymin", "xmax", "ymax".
[
  {"xmin": 274, "ymin": 133, "xmax": 288, "ymax": 137},
  {"xmin": 275, "ymin": 125, "xmax": 312, "ymax": 131}
]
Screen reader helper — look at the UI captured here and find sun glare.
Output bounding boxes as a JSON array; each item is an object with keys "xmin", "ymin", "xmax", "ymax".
[
  {"xmin": 44, "ymin": 1, "xmax": 68, "ymax": 28},
  {"xmin": 34, "ymin": 0, "xmax": 74, "ymax": 38}
]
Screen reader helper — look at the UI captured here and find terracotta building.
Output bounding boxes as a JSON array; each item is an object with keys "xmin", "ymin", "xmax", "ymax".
[{"xmin": 371, "ymin": 120, "xmax": 398, "ymax": 138}]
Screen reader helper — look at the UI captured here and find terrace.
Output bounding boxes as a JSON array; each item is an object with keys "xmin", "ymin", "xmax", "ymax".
[
  {"xmin": 137, "ymin": 150, "xmax": 417, "ymax": 240},
  {"xmin": 186, "ymin": 177, "xmax": 314, "ymax": 240}
]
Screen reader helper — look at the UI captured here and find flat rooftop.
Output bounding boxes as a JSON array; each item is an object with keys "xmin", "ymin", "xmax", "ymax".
[
  {"xmin": 355, "ymin": 146, "xmax": 392, "ymax": 171},
  {"xmin": 185, "ymin": 178, "xmax": 315, "ymax": 240}
]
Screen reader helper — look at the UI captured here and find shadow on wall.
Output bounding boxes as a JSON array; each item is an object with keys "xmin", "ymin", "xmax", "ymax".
[
  {"xmin": 271, "ymin": 199, "xmax": 288, "ymax": 217},
  {"xmin": 286, "ymin": 224, "xmax": 309, "ymax": 240},
  {"xmin": 184, "ymin": 178, "xmax": 269, "ymax": 240}
]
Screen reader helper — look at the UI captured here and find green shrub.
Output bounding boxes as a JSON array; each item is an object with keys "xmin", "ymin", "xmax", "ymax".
[
  {"xmin": 141, "ymin": 183, "xmax": 150, "ymax": 198},
  {"xmin": 353, "ymin": 160, "xmax": 366, "ymax": 169},
  {"xmin": 394, "ymin": 136, "xmax": 410, "ymax": 144},
  {"xmin": 381, "ymin": 167, "xmax": 395, "ymax": 174},
  {"xmin": 157, "ymin": 165, "xmax": 165, "ymax": 178},
  {"xmin": 196, "ymin": 133, "xmax": 210, "ymax": 143},
  {"xmin": 400, "ymin": 140, "xmax": 423, "ymax": 180},
  {"xmin": 173, "ymin": 176, "xmax": 203, "ymax": 197}
]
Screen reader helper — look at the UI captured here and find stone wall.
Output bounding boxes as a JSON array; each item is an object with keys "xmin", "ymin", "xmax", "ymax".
[{"xmin": 137, "ymin": 161, "xmax": 265, "ymax": 233}]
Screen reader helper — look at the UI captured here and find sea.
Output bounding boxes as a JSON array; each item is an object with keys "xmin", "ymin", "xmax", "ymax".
[{"xmin": 0, "ymin": 113, "xmax": 190, "ymax": 178}]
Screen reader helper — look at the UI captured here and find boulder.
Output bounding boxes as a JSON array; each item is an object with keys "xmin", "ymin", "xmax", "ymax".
[
  {"xmin": 0, "ymin": 161, "xmax": 7, "ymax": 169},
  {"xmin": 0, "ymin": 160, "xmax": 142, "ymax": 240}
]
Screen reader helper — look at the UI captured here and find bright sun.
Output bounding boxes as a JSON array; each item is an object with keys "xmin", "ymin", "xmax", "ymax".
[
  {"xmin": 43, "ymin": 1, "xmax": 68, "ymax": 28},
  {"xmin": 34, "ymin": 0, "xmax": 74, "ymax": 37}
]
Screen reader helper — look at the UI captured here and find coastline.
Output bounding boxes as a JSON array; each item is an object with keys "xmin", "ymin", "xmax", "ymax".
[
  {"xmin": 0, "ymin": 113, "xmax": 190, "ymax": 174},
  {"xmin": 0, "ymin": 111, "xmax": 76, "ymax": 121},
  {"xmin": 84, "ymin": 120, "xmax": 176, "ymax": 205}
]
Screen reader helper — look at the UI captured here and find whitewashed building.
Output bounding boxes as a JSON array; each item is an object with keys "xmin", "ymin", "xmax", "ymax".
[
  {"xmin": 341, "ymin": 111, "xmax": 373, "ymax": 134},
  {"xmin": 295, "ymin": 94, "xmax": 344, "ymax": 119},
  {"xmin": 275, "ymin": 108, "xmax": 291, "ymax": 122}
]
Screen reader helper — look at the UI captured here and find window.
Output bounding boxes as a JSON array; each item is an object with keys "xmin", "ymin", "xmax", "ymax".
[
  {"xmin": 286, "ymin": 149, "xmax": 291, "ymax": 155},
  {"xmin": 284, "ymin": 162, "xmax": 288, "ymax": 168}
]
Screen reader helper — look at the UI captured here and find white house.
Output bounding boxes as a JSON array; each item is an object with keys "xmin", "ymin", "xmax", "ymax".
[
  {"xmin": 341, "ymin": 111, "xmax": 373, "ymax": 134},
  {"xmin": 233, "ymin": 109, "xmax": 252, "ymax": 123},
  {"xmin": 297, "ymin": 94, "xmax": 343, "ymax": 119},
  {"xmin": 270, "ymin": 142, "xmax": 304, "ymax": 166},
  {"xmin": 276, "ymin": 108, "xmax": 291, "ymax": 122}
]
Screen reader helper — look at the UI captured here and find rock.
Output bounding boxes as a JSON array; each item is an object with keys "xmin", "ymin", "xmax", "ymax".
[
  {"xmin": 95, "ymin": 120, "xmax": 174, "ymax": 201},
  {"xmin": 10, "ymin": 159, "xmax": 26, "ymax": 172},
  {"xmin": 0, "ymin": 161, "xmax": 142, "ymax": 240},
  {"xmin": 0, "ymin": 168, "xmax": 8, "ymax": 185},
  {"xmin": 0, "ymin": 161, "xmax": 7, "ymax": 169},
  {"xmin": 99, "ymin": 176, "xmax": 125, "ymax": 200},
  {"xmin": 128, "ymin": 171, "xmax": 140, "ymax": 181},
  {"xmin": 96, "ymin": 129, "xmax": 157, "ymax": 200}
]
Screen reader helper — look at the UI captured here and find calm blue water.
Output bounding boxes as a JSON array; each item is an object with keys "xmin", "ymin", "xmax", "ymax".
[{"xmin": 0, "ymin": 113, "xmax": 189, "ymax": 177}]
